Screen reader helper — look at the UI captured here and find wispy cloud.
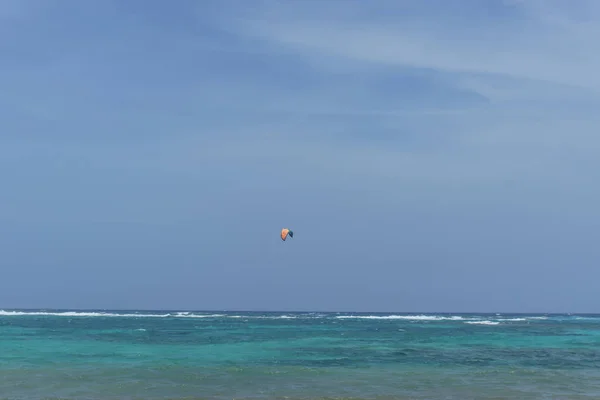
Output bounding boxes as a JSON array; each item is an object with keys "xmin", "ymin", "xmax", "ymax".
[
  {"xmin": 226, "ymin": 0, "xmax": 600, "ymax": 89},
  {"xmin": 2, "ymin": 0, "xmax": 597, "ymax": 198},
  {"xmin": 180, "ymin": 0, "xmax": 600, "ymax": 194}
]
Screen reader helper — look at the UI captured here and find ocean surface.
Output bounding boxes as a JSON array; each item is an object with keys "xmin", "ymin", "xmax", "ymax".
[{"xmin": 1, "ymin": 310, "xmax": 600, "ymax": 399}]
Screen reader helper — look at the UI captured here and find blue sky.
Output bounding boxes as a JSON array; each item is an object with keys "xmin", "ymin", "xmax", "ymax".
[{"xmin": 1, "ymin": 0, "xmax": 599, "ymax": 313}]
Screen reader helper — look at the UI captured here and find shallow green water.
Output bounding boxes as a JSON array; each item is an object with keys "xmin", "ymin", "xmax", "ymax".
[{"xmin": 1, "ymin": 310, "xmax": 599, "ymax": 399}]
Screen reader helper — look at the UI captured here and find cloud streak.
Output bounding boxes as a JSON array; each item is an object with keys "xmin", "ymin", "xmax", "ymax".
[{"xmin": 227, "ymin": 0, "xmax": 600, "ymax": 90}]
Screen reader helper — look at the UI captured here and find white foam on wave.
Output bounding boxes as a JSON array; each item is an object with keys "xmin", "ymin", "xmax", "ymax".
[
  {"xmin": 574, "ymin": 316, "xmax": 600, "ymax": 321},
  {"xmin": 335, "ymin": 315, "xmax": 466, "ymax": 321},
  {"xmin": 0, "ymin": 310, "xmax": 558, "ymax": 322},
  {"xmin": 0, "ymin": 311, "xmax": 305, "ymax": 320},
  {"xmin": 0, "ymin": 310, "xmax": 225, "ymax": 318},
  {"xmin": 465, "ymin": 320, "xmax": 500, "ymax": 325}
]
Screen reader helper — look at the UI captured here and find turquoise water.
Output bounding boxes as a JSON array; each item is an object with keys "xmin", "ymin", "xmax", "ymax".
[{"xmin": 1, "ymin": 310, "xmax": 600, "ymax": 399}]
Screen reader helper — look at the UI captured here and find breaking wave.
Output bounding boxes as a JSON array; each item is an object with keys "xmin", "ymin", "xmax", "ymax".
[
  {"xmin": 335, "ymin": 315, "xmax": 466, "ymax": 321},
  {"xmin": 0, "ymin": 310, "xmax": 224, "ymax": 318},
  {"xmin": 0, "ymin": 310, "xmax": 577, "ymax": 323}
]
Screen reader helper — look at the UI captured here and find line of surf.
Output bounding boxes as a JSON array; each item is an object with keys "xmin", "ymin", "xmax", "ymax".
[
  {"xmin": 0, "ymin": 310, "xmax": 225, "ymax": 318},
  {"xmin": 0, "ymin": 310, "xmax": 559, "ymax": 321}
]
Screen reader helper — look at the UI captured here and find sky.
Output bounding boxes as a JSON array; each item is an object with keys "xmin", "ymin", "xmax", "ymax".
[{"xmin": 1, "ymin": 0, "xmax": 599, "ymax": 313}]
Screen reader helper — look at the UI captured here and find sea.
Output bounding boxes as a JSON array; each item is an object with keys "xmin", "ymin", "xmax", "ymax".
[{"xmin": 1, "ymin": 310, "xmax": 599, "ymax": 399}]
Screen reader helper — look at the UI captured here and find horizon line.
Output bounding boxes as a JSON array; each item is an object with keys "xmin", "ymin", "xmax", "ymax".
[{"xmin": 1, "ymin": 307, "xmax": 598, "ymax": 315}]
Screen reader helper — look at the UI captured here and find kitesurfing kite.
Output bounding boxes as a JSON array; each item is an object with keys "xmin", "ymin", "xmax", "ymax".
[{"xmin": 281, "ymin": 228, "xmax": 294, "ymax": 241}]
